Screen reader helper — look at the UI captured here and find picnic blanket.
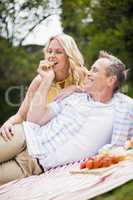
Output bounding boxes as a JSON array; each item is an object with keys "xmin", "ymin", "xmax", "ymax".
[{"xmin": 0, "ymin": 159, "xmax": 133, "ymax": 200}]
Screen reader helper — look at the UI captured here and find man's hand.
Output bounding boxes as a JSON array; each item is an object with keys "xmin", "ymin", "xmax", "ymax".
[{"xmin": 0, "ymin": 122, "xmax": 14, "ymax": 141}]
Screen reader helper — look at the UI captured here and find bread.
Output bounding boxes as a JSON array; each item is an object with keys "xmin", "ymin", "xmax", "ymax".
[{"xmin": 46, "ymin": 61, "xmax": 56, "ymax": 68}]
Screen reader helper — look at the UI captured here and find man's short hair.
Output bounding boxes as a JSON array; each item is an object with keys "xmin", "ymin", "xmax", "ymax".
[{"xmin": 99, "ymin": 50, "xmax": 127, "ymax": 92}]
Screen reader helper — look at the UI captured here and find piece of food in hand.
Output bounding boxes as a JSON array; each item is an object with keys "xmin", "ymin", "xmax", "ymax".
[{"xmin": 47, "ymin": 61, "xmax": 56, "ymax": 69}]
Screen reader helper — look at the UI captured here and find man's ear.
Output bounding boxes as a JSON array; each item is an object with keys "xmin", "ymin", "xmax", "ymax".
[{"xmin": 108, "ymin": 75, "xmax": 117, "ymax": 87}]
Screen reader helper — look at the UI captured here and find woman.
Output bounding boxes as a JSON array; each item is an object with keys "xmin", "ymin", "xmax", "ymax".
[{"xmin": 0, "ymin": 33, "xmax": 87, "ymax": 141}]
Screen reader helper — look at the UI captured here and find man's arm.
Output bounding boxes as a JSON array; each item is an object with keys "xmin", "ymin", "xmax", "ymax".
[{"xmin": 27, "ymin": 70, "xmax": 56, "ymax": 125}]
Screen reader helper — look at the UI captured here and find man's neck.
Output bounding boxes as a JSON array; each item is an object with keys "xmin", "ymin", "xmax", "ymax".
[{"xmin": 88, "ymin": 90, "xmax": 114, "ymax": 103}]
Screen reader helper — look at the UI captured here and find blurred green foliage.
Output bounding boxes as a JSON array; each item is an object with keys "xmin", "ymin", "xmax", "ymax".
[
  {"xmin": 61, "ymin": 0, "xmax": 133, "ymax": 96},
  {"xmin": 0, "ymin": 0, "xmax": 59, "ymax": 123},
  {"xmin": 91, "ymin": 180, "xmax": 133, "ymax": 200},
  {"xmin": 0, "ymin": 37, "xmax": 43, "ymax": 123}
]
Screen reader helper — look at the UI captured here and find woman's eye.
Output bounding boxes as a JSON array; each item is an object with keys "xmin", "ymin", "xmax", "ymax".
[
  {"xmin": 47, "ymin": 50, "xmax": 63, "ymax": 54},
  {"xmin": 47, "ymin": 50, "xmax": 52, "ymax": 54},
  {"xmin": 55, "ymin": 50, "xmax": 64, "ymax": 54}
]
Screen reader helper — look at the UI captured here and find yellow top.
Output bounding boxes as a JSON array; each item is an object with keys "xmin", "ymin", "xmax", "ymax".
[{"xmin": 47, "ymin": 74, "xmax": 74, "ymax": 103}]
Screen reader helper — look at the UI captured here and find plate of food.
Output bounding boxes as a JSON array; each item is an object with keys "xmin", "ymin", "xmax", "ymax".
[{"xmin": 70, "ymin": 154, "xmax": 127, "ymax": 175}]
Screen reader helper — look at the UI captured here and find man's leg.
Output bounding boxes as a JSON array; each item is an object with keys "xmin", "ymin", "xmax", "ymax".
[
  {"xmin": 15, "ymin": 149, "xmax": 43, "ymax": 177},
  {"xmin": 0, "ymin": 124, "xmax": 26, "ymax": 163},
  {"xmin": 0, "ymin": 150, "xmax": 43, "ymax": 186},
  {"xmin": 0, "ymin": 159, "xmax": 25, "ymax": 186}
]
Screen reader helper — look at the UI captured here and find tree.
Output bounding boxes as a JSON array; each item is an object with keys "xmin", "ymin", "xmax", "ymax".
[
  {"xmin": 86, "ymin": 0, "xmax": 133, "ymax": 88},
  {"xmin": 0, "ymin": 0, "xmax": 62, "ymax": 123},
  {"xmin": 61, "ymin": 0, "xmax": 133, "ymax": 93},
  {"xmin": 0, "ymin": 36, "xmax": 43, "ymax": 123},
  {"xmin": 61, "ymin": 0, "xmax": 91, "ymax": 57},
  {"xmin": 0, "ymin": 0, "xmax": 61, "ymax": 46}
]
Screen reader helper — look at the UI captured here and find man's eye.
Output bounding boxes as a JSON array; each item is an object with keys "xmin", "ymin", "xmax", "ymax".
[{"xmin": 92, "ymin": 68, "xmax": 98, "ymax": 72}]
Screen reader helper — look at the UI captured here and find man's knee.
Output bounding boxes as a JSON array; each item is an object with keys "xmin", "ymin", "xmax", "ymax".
[
  {"xmin": 0, "ymin": 152, "xmax": 43, "ymax": 186},
  {"xmin": 12, "ymin": 124, "xmax": 26, "ymax": 148},
  {"xmin": 15, "ymin": 150, "xmax": 43, "ymax": 177}
]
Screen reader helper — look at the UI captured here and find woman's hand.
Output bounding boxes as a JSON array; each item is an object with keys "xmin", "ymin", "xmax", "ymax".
[
  {"xmin": 54, "ymin": 85, "xmax": 83, "ymax": 101},
  {"xmin": 37, "ymin": 60, "xmax": 55, "ymax": 79},
  {"xmin": 0, "ymin": 122, "xmax": 14, "ymax": 141}
]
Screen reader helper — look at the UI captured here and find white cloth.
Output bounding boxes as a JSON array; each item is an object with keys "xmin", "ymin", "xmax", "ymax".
[
  {"xmin": 23, "ymin": 93, "xmax": 114, "ymax": 170},
  {"xmin": 1, "ymin": 159, "xmax": 133, "ymax": 200}
]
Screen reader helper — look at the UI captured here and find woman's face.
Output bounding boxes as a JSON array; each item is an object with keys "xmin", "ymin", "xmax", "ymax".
[{"xmin": 46, "ymin": 39, "xmax": 70, "ymax": 74}]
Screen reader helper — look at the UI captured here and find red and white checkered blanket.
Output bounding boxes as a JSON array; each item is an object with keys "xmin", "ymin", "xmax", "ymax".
[{"xmin": 0, "ymin": 159, "xmax": 133, "ymax": 200}]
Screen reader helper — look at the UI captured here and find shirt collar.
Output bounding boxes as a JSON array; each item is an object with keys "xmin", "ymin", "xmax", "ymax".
[{"xmin": 52, "ymin": 74, "xmax": 74, "ymax": 88}]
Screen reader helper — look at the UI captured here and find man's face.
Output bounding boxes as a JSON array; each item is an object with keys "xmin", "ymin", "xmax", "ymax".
[{"xmin": 84, "ymin": 58, "xmax": 114, "ymax": 95}]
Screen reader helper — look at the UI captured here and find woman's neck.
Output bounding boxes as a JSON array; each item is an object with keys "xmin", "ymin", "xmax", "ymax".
[{"xmin": 55, "ymin": 71, "xmax": 69, "ymax": 82}]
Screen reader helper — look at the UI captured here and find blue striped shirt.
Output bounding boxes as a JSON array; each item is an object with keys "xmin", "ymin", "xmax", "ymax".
[
  {"xmin": 111, "ymin": 92, "xmax": 133, "ymax": 146},
  {"xmin": 23, "ymin": 92, "xmax": 133, "ymax": 169}
]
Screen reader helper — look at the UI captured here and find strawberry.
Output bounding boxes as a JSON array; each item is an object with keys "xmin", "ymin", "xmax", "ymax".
[
  {"xmin": 86, "ymin": 159, "xmax": 93, "ymax": 169},
  {"xmin": 80, "ymin": 161, "xmax": 86, "ymax": 169}
]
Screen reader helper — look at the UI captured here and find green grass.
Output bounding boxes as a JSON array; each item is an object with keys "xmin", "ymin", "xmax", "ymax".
[{"xmin": 91, "ymin": 180, "xmax": 133, "ymax": 200}]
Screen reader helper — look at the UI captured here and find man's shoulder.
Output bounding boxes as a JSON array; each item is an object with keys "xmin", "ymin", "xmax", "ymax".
[
  {"xmin": 61, "ymin": 92, "xmax": 87, "ymax": 104},
  {"xmin": 67, "ymin": 92, "xmax": 87, "ymax": 99},
  {"xmin": 115, "ymin": 92, "xmax": 133, "ymax": 104},
  {"xmin": 114, "ymin": 92, "xmax": 133, "ymax": 113}
]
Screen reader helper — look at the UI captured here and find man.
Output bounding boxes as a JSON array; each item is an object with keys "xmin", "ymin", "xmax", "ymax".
[{"xmin": 0, "ymin": 51, "xmax": 133, "ymax": 185}]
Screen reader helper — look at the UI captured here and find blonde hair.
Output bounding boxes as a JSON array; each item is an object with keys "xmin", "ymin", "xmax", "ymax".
[
  {"xmin": 99, "ymin": 50, "xmax": 127, "ymax": 92},
  {"xmin": 44, "ymin": 33, "xmax": 87, "ymax": 86}
]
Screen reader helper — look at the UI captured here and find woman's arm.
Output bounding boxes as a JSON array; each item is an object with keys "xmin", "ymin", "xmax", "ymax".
[
  {"xmin": 54, "ymin": 85, "xmax": 84, "ymax": 101},
  {"xmin": 0, "ymin": 75, "xmax": 42, "ymax": 140},
  {"xmin": 27, "ymin": 70, "xmax": 56, "ymax": 125}
]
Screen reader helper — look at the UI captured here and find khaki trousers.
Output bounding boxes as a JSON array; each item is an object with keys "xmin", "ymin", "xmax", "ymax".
[{"xmin": 0, "ymin": 124, "xmax": 43, "ymax": 186}]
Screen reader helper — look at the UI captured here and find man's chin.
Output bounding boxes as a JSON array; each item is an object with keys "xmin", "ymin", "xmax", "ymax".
[{"xmin": 84, "ymin": 85, "xmax": 94, "ymax": 92}]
